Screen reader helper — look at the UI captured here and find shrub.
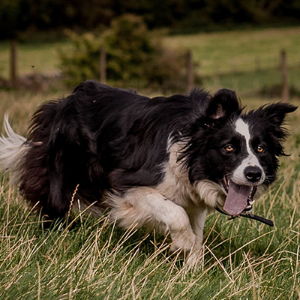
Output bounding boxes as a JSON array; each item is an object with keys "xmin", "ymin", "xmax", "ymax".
[
  {"xmin": 59, "ymin": 14, "xmax": 188, "ymax": 91},
  {"xmin": 102, "ymin": 14, "xmax": 157, "ymax": 82},
  {"xmin": 59, "ymin": 31, "xmax": 102, "ymax": 87}
]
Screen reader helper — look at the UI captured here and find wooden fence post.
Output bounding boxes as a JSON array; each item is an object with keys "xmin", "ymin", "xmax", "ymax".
[
  {"xmin": 186, "ymin": 50, "xmax": 194, "ymax": 92},
  {"xmin": 255, "ymin": 57, "xmax": 261, "ymax": 72},
  {"xmin": 279, "ymin": 49, "xmax": 289, "ymax": 101},
  {"xmin": 10, "ymin": 39, "xmax": 18, "ymax": 88},
  {"xmin": 99, "ymin": 47, "xmax": 107, "ymax": 83}
]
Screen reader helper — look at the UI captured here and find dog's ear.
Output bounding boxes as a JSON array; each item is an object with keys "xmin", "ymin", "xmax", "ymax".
[
  {"xmin": 206, "ymin": 89, "xmax": 241, "ymax": 120},
  {"xmin": 259, "ymin": 103, "xmax": 297, "ymax": 126}
]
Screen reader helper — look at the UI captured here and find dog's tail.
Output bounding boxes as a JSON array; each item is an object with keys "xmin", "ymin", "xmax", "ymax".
[{"xmin": 0, "ymin": 115, "xmax": 29, "ymax": 184}]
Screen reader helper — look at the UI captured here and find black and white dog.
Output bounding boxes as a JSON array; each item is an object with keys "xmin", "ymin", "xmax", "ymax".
[{"xmin": 0, "ymin": 81, "xmax": 296, "ymax": 265}]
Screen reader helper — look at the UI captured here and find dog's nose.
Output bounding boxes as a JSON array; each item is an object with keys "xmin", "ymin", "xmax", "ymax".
[{"xmin": 244, "ymin": 166, "xmax": 262, "ymax": 183}]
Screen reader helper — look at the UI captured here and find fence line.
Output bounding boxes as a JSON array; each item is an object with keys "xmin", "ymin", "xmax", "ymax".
[
  {"xmin": 186, "ymin": 50, "xmax": 194, "ymax": 93},
  {"xmin": 3, "ymin": 42, "xmax": 298, "ymax": 99},
  {"xmin": 99, "ymin": 47, "xmax": 107, "ymax": 83},
  {"xmin": 9, "ymin": 40, "xmax": 17, "ymax": 88},
  {"xmin": 279, "ymin": 49, "xmax": 289, "ymax": 101}
]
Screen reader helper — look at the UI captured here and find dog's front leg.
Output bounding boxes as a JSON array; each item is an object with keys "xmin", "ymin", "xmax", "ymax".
[
  {"xmin": 108, "ymin": 187, "xmax": 203, "ymax": 266},
  {"xmin": 195, "ymin": 180, "xmax": 226, "ymax": 210},
  {"xmin": 188, "ymin": 204, "xmax": 208, "ymax": 243}
]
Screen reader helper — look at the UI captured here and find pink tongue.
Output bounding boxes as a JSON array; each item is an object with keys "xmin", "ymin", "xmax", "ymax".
[{"xmin": 223, "ymin": 181, "xmax": 251, "ymax": 216}]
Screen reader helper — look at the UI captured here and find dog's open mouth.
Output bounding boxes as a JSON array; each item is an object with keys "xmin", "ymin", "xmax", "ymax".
[
  {"xmin": 221, "ymin": 177, "xmax": 257, "ymax": 216},
  {"xmin": 217, "ymin": 177, "xmax": 274, "ymax": 227}
]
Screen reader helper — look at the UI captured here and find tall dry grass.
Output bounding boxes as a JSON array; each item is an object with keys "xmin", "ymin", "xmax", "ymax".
[{"xmin": 0, "ymin": 90, "xmax": 299, "ymax": 299}]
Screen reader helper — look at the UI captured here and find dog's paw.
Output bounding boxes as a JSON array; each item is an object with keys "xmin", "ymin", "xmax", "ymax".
[
  {"xmin": 196, "ymin": 180, "xmax": 226, "ymax": 209},
  {"xmin": 185, "ymin": 246, "xmax": 204, "ymax": 268},
  {"xmin": 170, "ymin": 230, "xmax": 199, "ymax": 252},
  {"xmin": 215, "ymin": 194, "xmax": 226, "ymax": 209},
  {"xmin": 170, "ymin": 233, "xmax": 203, "ymax": 267}
]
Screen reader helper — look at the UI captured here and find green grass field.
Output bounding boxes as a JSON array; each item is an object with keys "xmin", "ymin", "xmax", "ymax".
[
  {"xmin": 165, "ymin": 27, "xmax": 300, "ymax": 95},
  {"xmin": 0, "ymin": 40, "xmax": 70, "ymax": 77},
  {"xmin": 1, "ymin": 27, "xmax": 300, "ymax": 95},
  {"xmin": 165, "ymin": 27, "xmax": 300, "ymax": 75},
  {"xmin": 0, "ymin": 90, "xmax": 299, "ymax": 300},
  {"xmin": 0, "ymin": 27, "xmax": 300, "ymax": 299}
]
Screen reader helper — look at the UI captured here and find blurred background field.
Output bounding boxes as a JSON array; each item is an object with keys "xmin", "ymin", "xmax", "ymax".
[
  {"xmin": 1, "ymin": 27, "xmax": 300, "ymax": 96},
  {"xmin": 0, "ymin": 0, "xmax": 299, "ymax": 298}
]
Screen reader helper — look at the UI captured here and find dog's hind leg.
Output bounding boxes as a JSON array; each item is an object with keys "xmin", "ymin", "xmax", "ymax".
[{"xmin": 108, "ymin": 187, "xmax": 203, "ymax": 266}]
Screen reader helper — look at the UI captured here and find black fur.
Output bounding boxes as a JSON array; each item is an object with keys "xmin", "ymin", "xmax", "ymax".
[{"xmin": 18, "ymin": 80, "xmax": 296, "ymax": 219}]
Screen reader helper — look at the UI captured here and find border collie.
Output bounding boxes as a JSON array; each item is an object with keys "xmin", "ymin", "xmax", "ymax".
[{"xmin": 0, "ymin": 81, "xmax": 296, "ymax": 265}]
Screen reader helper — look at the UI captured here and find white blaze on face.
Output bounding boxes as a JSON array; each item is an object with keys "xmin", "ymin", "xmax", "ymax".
[{"xmin": 232, "ymin": 118, "xmax": 265, "ymax": 185}]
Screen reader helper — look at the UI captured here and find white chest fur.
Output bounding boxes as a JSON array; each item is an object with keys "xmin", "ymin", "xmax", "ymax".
[
  {"xmin": 156, "ymin": 142, "xmax": 201, "ymax": 207},
  {"xmin": 156, "ymin": 141, "xmax": 227, "ymax": 211}
]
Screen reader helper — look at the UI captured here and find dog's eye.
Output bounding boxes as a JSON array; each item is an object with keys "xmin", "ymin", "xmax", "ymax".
[
  {"xmin": 256, "ymin": 145, "xmax": 265, "ymax": 153},
  {"xmin": 224, "ymin": 144, "xmax": 235, "ymax": 153}
]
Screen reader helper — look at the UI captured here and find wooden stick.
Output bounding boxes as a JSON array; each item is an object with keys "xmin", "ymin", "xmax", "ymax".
[{"xmin": 216, "ymin": 207, "xmax": 274, "ymax": 227}]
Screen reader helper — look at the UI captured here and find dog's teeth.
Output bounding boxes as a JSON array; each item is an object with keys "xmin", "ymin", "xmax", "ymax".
[{"xmin": 244, "ymin": 205, "xmax": 252, "ymax": 212}]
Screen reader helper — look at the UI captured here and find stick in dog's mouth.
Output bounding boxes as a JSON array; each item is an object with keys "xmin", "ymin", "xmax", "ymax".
[{"xmin": 218, "ymin": 177, "xmax": 274, "ymax": 226}]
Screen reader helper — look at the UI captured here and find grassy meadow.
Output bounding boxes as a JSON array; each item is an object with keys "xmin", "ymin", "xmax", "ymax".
[
  {"xmin": 0, "ymin": 27, "xmax": 300, "ymax": 299},
  {"xmin": 1, "ymin": 26, "xmax": 300, "ymax": 95}
]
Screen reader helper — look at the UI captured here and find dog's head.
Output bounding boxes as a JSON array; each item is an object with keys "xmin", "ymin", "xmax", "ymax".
[{"xmin": 182, "ymin": 89, "xmax": 297, "ymax": 216}]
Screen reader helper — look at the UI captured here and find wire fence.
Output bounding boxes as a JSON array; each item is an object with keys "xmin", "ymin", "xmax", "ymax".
[{"xmin": 1, "ymin": 41, "xmax": 300, "ymax": 100}]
